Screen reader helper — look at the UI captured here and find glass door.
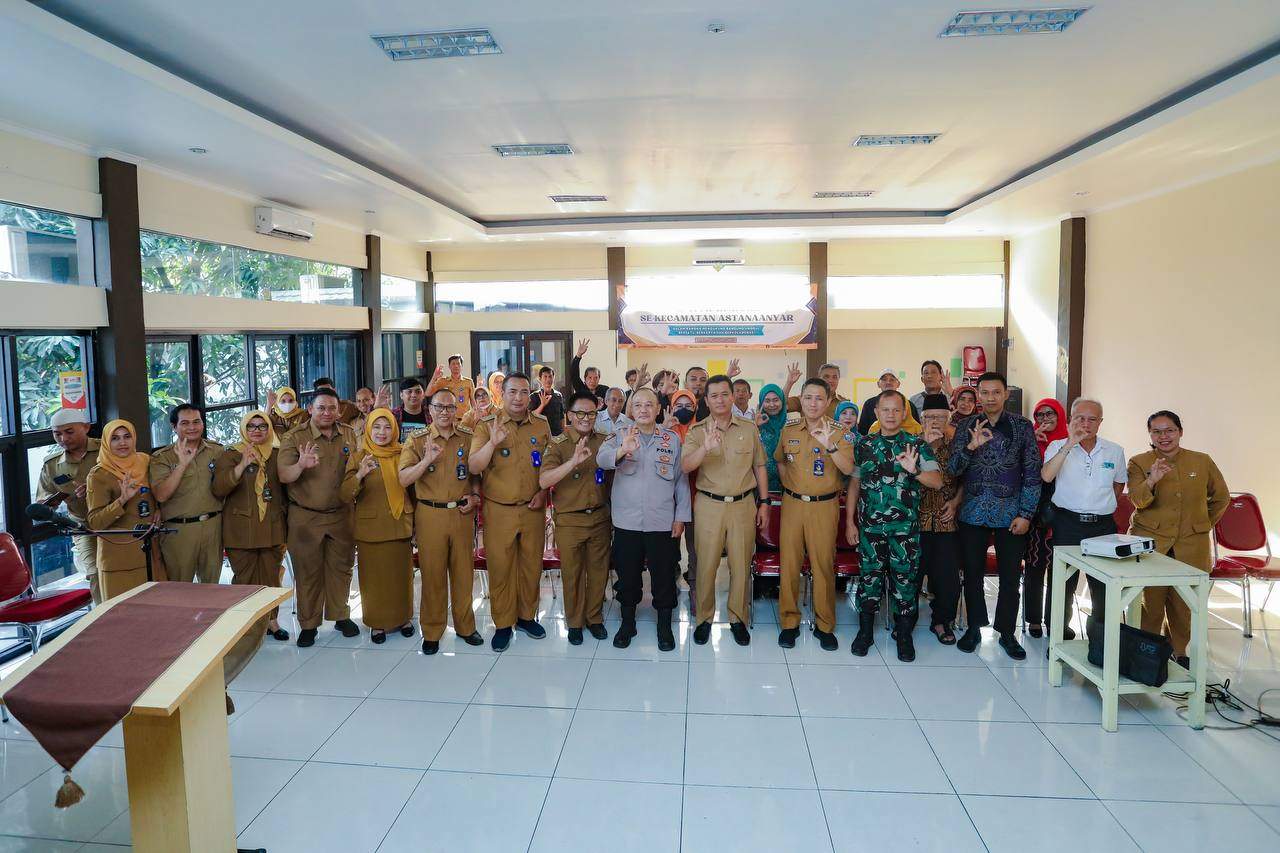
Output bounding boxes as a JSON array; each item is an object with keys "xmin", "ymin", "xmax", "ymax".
[
  {"xmin": 524, "ymin": 333, "xmax": 571, "ymax": 391},
  {"xmin": 471, "ymin": 332, "xmax": 572, "ymax": 390}
]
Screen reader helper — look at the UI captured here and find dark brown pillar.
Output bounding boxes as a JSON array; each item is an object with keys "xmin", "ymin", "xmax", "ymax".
[
  {"xmin": 1056, "ymin": 217, "xmax": 1086, "ymax": 404},
  {"xmin": 93, "ymin": 158, "xmax": 150, "ymax": 447},
  {"xmin": 996, "ymin": 240, "xmax": 1011, "ymax": 377},
  {"xmin": 606, "ymin": 246, "xmax": 624, "ymax": 331},
  {"xmin": 806, "ymin": 242, "xmax": 828, "ymax": 377},
  {"xmin": 424, "ymin": 250, "xmax": 436, "ymax": 367},
  {"xmin": 362, "ymin": 234, "xmax": 383, "ymax": 390}
]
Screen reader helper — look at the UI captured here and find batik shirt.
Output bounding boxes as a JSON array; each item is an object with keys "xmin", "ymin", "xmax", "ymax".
[
  {"xmin": 856, "ymin": 431, "xmax": 939, "ymax": 535},
  {"xmin": 947, "ymin": 412, "xmax": 1042, "ymax": 528}
]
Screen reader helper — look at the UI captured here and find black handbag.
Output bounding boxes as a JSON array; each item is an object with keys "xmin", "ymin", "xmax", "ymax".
[{"xmin": 1087, "ymin": 623, "xmax": 1174, "ymax": 687}]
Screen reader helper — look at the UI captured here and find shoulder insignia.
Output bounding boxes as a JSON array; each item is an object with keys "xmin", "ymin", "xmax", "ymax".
[
  {"xmin": 531, "ymin": 412, "xmax": 549, "ymax": 422},
  {"xmin": 551, "ymin": 433, "xmax": 570, "ymax": 445},
  {"xmin": 456, "ymin": 424, "xmax": 474, "ymax": 436},
  {"xmin": 409, "ymin": 427, "xmax": 430, "ymax": 439},
  {"xmin": 282, "ymin": 423, "xmax": 308, "ymax": 439},
  {"xmin": 732, "ymin": 415, "xmax": 753, "ymax": 426},
  {"xmin": 785, "ymin": 413, "xmax": 802, "ymax": 426},
  {"xmin": 480, "ymin": 414, "xmax": 497, "ymax": 423}
]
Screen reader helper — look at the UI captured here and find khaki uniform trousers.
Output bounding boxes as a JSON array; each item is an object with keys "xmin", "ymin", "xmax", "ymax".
[
  {"xmin": 483, "ymin": 501, "xmax": 545, "ymax": 629},
  {"xmin": 693, "ymin": 494, "xmax": 757, "ymax": 625},
  {"xmin": 554, "ymin": 514, "xmax": 611, "ymax": 628},
  {"xmin": 100, "ymin": 567, "xmax": 148, "ymax": 601},
  {"xmin": 159, "ymin": 516, "xmax": 223, "ymax": 584},
  {"xmin": 1141, "ymin": 541, "xmax": 1210, "ymax": 656},
  {"xmin": 417, "ymin": 505, "xmax": 478, "ymax": 642},
  {"xmin": 287, "ymin": 506, "xmax": 355, "ymax": 630},
  {"xmin": 355, "ymin": 539, "xmax": 414, "ymax": 631},
  {"xmin": 779, "ymin": 495, "xmax": 839, "ymax": 633},
  {"xmin": 227, "ymin": 546, "xmax": 286, "ymax": 619},
  {"xmin": 71, "ymin": 532, "xmax": 101, "ymax": 604}
]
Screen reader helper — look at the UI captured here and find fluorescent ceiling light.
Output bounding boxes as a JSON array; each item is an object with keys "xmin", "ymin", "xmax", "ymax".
[
  {"xmin": 939, "ymin": 8, "xmax": 1089, "ymax": 38},
  {"xmin": 371, "ymin": 29, "xmax": 501, "ymax": 60},
  {"xmin": 493, "ymin": 144, "xmax": 574, "ymax": 157},
  {"xmin": 813, "ymin": 190, "xmax": 876, "ymax": 199},
  {"xmin": 549, "ymin": 195, "xmax": 607, "ymax": 203},
  {"xmin": 853, "ymin": 134, "xmax": 940, "ymax": 147}
]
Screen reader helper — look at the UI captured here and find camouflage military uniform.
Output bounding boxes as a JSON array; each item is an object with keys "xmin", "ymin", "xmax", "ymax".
[{"xmin": 855, "ymin": 431, "xmax": 939, "ymax": 616}]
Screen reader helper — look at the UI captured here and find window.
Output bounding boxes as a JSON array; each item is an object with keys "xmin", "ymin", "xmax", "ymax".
[
  {"xmin": 381, "ymin": 275, "xmax": 424, "ymax": 312},
  {"xmin": 0, "ymin": 200, "xmax": 94, "ymax": 286},
  {"xmin": 140, "ymin": 230, "xmax": 356, "ymax": 305},
  {"xmin": 16, "ymin": 335, "xmax": 88, "ymax": 432},
  {"xmin": 254, "ymin": 337, "xmax": 291, "ymax": 409},
  {"xmin": 331, "ymin": 336, "xmax": 359, "ymax": 400},
  {"xmin": 435, "ymin": 280, "xmax": 607, "ymax": 313},
  {"xmin": 298, "ymin": 334, "xmax": 329, "ymax": 404},
  {"xmin": 382, "ymin": 332, "xmax": 428, "ymax": 383},
  {"xmin": 146, "ymin": 340, "xmax": 192, "ymax": 447},
  {"xmin": 827, "ymin": 275, "xmax": 1004, "ymax": 309}
]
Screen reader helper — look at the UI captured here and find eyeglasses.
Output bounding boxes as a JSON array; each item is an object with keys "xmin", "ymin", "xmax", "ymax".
[
  {"xmin": 569, "ymin": 410, "xmax": 598, "ymax": 419},
  {"xmin": 245, "ymin": 423, "xmax": 270, "ymax": 432},
  {"xmin": 1150, "ymin": 428, "xmax": 1180, "ymax": 437},
  {"xmin": 1034, "ymin": 410, "xmax": 1057, "ymax": 419},
  {"xmin": 430, "ymin": 404, "xmax": 458, "ymax": 412}
]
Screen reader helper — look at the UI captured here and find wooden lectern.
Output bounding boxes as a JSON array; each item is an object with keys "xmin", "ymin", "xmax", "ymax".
[{"xmin": 0, "ymin": 582, "xmax": 291, "ymax": 853}]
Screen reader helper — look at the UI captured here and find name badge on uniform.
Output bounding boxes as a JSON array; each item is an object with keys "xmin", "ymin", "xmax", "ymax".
[
  {"xmin": 531, "ymin": 450, "xmax": 542, "ymax": 468},
  {"xmin": 263, "ymin": 486, "xmax": 273, "ymax": 502},
  {"xmin": 456, "ymin": 463, "xmax": 468, "ymax": 481},
  {"xmin": 785, "ymin": 453, "xmax": 794, "ymax": 463},
  {"xmin": 208, "ymin": 461, "xmax": 216, "ymax": 471},
  {"xmin": 595, "ymin": 468, "xmax": 605, "ymax": 485},
  {"xmin": 138, "ymin": 499, "xmax": 151, "ymax": 518},
  {"xmin": 813, "ymin": 458, "xmax": 825, "ymax": 477}
]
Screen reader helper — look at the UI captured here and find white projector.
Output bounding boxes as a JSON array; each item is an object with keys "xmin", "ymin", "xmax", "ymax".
[{"xmin": 1081, "ymin": 534, "xmax": 1156, "ymax": 559}]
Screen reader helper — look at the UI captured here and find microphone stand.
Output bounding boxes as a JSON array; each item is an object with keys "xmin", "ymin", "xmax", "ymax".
[{"xmin": 39, "ymin": 523, "xmax": 176, "ymax": 583}]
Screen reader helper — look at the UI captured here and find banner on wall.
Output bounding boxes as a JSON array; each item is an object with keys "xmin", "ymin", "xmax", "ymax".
[
  {"xmin": 617, "ymin": 286, "xmax": 818, "ymax": 349},
  {"xmin": 59, "ymin": 371, "xmax": 88, "ymax": 410}
]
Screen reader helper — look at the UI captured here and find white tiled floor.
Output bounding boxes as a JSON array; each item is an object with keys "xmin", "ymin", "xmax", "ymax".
[{"xmin": 3, "ymin": 571, "xmax": 1280, "ymax": 851}]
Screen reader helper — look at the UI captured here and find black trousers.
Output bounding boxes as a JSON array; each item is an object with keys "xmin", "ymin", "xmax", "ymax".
[
  {"xmin": 921, "ymin": 531, "xmax": 962, "ymax": 627},
  {"xmin": 958, "ymin": 523, "xmax": 1027, "ymax": 635},
  {"xmin": 1045, "ymin": 510, "xmax": 1116, "ymax": 635},
  {"xmin": 613, "ymin": 527, "xmax": 679, "ymax": 612}
]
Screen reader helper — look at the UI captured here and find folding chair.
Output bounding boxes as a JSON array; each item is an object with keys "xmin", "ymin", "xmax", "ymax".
[{"xmin": 1211, "ymin": 492, "xmax": 1278, "ymax": 637}]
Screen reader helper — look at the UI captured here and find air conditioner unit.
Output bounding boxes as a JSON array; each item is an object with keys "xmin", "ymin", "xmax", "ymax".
[
  {"xmin": 692, "ymin": 241, "xmax": 745, "ymax": 268},
  {"xmin": 254, "ymin": 206, "xmax": 315, "ymax": 242}
]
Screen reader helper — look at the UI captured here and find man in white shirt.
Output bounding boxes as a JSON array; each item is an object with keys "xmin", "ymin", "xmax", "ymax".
[
  {"xmin": 1040, "ymin": 398, "xmax": 1127, "ymax": 639},
  {"xmin": 595, "ymin": 386, "xmax": 633, "ymax": 436},
  {"xmin": 730, "ymin": 378, "xmax": 756, "ymax": 421}
]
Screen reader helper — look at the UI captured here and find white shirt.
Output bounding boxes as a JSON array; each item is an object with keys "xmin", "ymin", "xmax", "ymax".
[
  {"xmin": 732, "ymin": 404, "xmax": 756, "ymax": 421},
  {"xmin": 595, "ymin": 410, "xmax": 634, "ymax": 436},
  {"xmin": 1045, "ymin": 437, "xmax": 1128, "ymax": 514}
]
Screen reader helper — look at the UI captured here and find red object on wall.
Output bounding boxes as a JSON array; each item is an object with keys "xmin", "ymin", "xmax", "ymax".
[{"xmin": 963, "ymin": 346, "xmax": 987, "ymax": 381}]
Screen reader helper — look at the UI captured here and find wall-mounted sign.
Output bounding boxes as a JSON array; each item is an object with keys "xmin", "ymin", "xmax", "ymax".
[
  {"xmin": 617, "ymin": 277, "xmax": 817, "ymax": 349},
  {"xmin": 59, "ymin": 371, "xmax": 88, "ymax": 409}
]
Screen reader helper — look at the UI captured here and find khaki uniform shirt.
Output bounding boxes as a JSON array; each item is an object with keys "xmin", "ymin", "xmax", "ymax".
[
  {"xmin": 211, "ymin": 447, "xmax": 286, "ymax": 549},
  {"xmin": 429, "ymin": 376, "xmax": 476, "ymax": 416},
  {"xmin": 149, "ymin": 440, "xmax": 224, "ymax": 519},
  {"xmin": 338, "ymin": 399, "xmax": 361, "ymax": 426},
  {"xmin": 774, "ymin": 417, "xmax": 854, "ymax": 497},
  {"xmin": 278, "ymin": 420, "xmax": 359, "ymax": 511},
  {"xmin": 544, "ymin": 431, "xmax": 611, "ymax": 525},
  {"xmin": 684, "ymin": 415, "xmax": 767, "ymax": 496},
  {"xmin": 340, "ymin": 449, "xmax": 414, "ymax": 542},
  {"xmin": 270, "ymin": 410, "xmax": 310, "ymax": 435},
  {"xmin": 400, "ymin": 425, "xmax": 474, "ymax": 504},
  {"xmin": 36, "ymin": 437, "xmax": 101, "ymax": 522},
  {"xmin": 1127, "ymin": 449, "xmax": 1229, "ymax": 568},
  {"xmin": 470, "ymin": 411, "xmax": 552, "ymax": 505}
]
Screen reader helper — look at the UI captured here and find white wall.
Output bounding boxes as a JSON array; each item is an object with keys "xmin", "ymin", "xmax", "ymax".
[
  {"xmin": 827, "ymin": 327, "xmax": 997, "ymax": 407},
  {"xmin": 1083, "ymin": 158, "xmax": 1280, "ymax": 543},
  {"xmin": 1008, "ymin": 224, "xmax": 1060, "ymax": 405},
  {"xmin": 0, "ymin": 127, "xmax": 100, "ymax": 218}
]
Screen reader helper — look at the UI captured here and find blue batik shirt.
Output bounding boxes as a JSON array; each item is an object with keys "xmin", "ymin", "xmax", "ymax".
[{"xmin": 947, "ymin": 412, "xmax": 1042, "ymax": 528}]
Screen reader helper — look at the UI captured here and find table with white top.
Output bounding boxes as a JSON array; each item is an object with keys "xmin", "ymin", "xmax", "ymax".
[{"xmin": 1047, "ymin": 546, "xmax": 1210, "ymax": 732}]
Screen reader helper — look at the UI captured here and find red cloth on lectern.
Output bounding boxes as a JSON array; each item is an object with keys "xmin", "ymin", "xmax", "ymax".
[{"xmin": 3, "ymin": 582, "xmax": 259, "ymax": 773}]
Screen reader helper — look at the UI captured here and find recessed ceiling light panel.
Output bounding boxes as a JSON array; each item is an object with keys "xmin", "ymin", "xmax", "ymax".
[
  {"xmin": 813, "ymin": 190, "xmax": 876, "ymax": 199},
  {"xmin": 939, "ymin": 8, "xmax": 1089, "ymax": 38},
  {"xmin": 853, "ymin": 134, "xmax": 940, "ymax": 147},
  {"xmin": 493, "ymin": 144, "xmax": 574, "ymax": 157},
  {"xmin": 371, "ymin": 29, "xmax": 501, "ymax": 60},
  {"xmin": 549, "ymin": 195, "xmax": 607, "ymax": 203}
]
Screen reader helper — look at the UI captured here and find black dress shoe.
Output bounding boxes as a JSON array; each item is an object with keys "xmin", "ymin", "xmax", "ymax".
[
  {"xmin": 515, "ymin": 618, "xmax": 547, "ymax": 639},
  {"xmin": 460, "ymin": 631, "xmax": 485, "ymax": 646},
  {"xmin": 267, "ymin": 626, "xmax": 290, "ymax": 642},
  {"xmin": 297, "ymin": 628, "xmax": 317, "ymax": 648},
  {"xmin": 371, "ymin": 630, "xmax": 387, "ymax": 645},
  {"xmin": 587, "ymin": 623, "xmax": 609, "ymax": 641},
  {"xmin": 778, "ymin": 627, "xmax": 800, "ymax": 648},
  {"xmin": 334, "ymin": 619, "xmax": 360, "ymax": 638},
  {"xmin": 1027, "ymin": 624, "xmax": 1043, "ymax": 638},
  {"xmin": 400, "ymin": 623, "xmax": 416, "ymax": 638},
  {"xmin": 956, "ymin": 627, "xmax": 981, "ymax": 653},
  {"xmin": 814, "ymin": 629, "xmax": 839, "ymax": 651},
  {"xmin": 421, "ymin": 639, "xmax": 439, "ymax": 655},
  {"xmin": 567, "ymin": 626, "xmax": 584, "ymax": 645},
  {"xmin": 491, "ymin": 627, "xmax": 513, "ymax": 652},
  {"xmin": 693, "ymin": 621, "xmax": 712, "ymax": 645},
  {"xmin": 730, "ymin": 622, "xmax": 751, "ymax": 646},
  {"xmin": 999, "ymin": 633, "xmax": 1027, "ymax": 660}
]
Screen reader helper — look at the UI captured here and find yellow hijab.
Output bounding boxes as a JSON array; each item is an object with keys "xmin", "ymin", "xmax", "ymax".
[
  {"xmin": 97, "ymin": 419, "xmax": 151, "ymax": 484},
  {"xmin": 870, "ymin": 396, "xmax": 924, "ymax": 436},
  {"xmin": 488, "ymin": 372, "xmax": 505, "ymax": 411},
  {"xmin": 272, "ymin": 386, "xmax": 308, "ymax": 426},
  {"xmin": 236, "ymin": 410, "xmax": 276, "ymax": 521},
  {"xmin": 363, "ymin": 408, "xmax": 406, "ymax": 519}
]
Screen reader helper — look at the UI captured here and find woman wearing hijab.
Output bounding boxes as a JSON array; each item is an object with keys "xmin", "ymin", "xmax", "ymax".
[
  {"xmin": 340, "ymin": 408, "xmax": 415, "ymax": 643},
  {"xmin": 462, "ymin": 385, "xmax": 494, "ymax": 429},
  {"xmin": 1021, "ymin": 397, "xmax": 1068, "ymax": 637},
  {"xmin": 86, "ymin": 420, "xmax": 159, "ymax": 600},
  {"xmin": 487, "ymin": 372, "xmax": 506, "ymax": 412},
  {"xmin": 269, "ymin": 386, "xmax": 310, "ymax": 435},
  {"xmin": 213, "ymin": 411, "xmax": 289, "ymax": 641},
  {"xmin": 950, "ymin": 387, "xmax": 977, "ymax": 426},
  {"xmin": 757, "ymin": 384, "xmax": 788, "ymax": 493}
]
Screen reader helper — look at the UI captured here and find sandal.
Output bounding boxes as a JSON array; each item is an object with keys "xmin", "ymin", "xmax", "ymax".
[
  {"xmin": 1027, "ymin": 623, "xmax": 1044, "ymax": 639},
  {"xmin": 371, "ymin": 630, "xmax": 387, "ymax": 645},
  {"xmin": 266, "ymin": 624, "xmax": 290, "ymax": 642},
  {"xmin": 399, "ymin": 623, "xmax": 416, "ymax": 638},
  {"xmin": 933, "ymin": 624, "xmax": 957, "ymax": 645}
]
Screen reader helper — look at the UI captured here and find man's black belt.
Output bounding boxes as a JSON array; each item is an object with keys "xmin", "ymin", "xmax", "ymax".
[
  {"xmin": 783, "ymin": 488, "xmax": 840, "ymax": 503},
  {"xmin": 422, "ymin": 499, "xmax": 467, "ymax": 510},
  {"xmin": 1052, "ymin": 505, "xmax": 1106, "ymax": 523},
  {"xmin": 167, "ymin": 511, "xmax": 221, "ymax": 524},
  {"xmin": 696, "ymin": 488, "xmax": 756, "ymax": 504}
]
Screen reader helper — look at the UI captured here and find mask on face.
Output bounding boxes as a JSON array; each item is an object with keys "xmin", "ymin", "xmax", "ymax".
[
  {"xmin": 278, "ymin": 401, "xmax": 296, "ymax": 413},
  {"xmin": 673, "ymin": 408, "xmax": 694, "ymax": 425}
]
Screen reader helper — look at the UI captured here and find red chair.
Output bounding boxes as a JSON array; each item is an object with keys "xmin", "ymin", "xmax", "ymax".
[
  {"xmin": 1114, "ymin": 492, "xmax": 1135, "ymax": 533},
  {"xmin": 1212, "ymin": 493, "xmax": 1277, "ymax": 637},
  {"xmin": 751, "ymin": 497, "xmax": 797, "ymax": 624},
  {"xmin": 0, "ymin": 532, "xmax": 93, "ymax": 722}
]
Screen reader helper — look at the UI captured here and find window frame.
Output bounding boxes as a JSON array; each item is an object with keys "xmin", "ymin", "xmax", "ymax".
[{"xmin": 381, "ymin": 331, "xmax": 433, "ymax": 386}]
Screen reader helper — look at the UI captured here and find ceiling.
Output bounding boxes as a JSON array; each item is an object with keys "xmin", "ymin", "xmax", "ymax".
[{"xmin": 5, "ymin": 1, "xmax": 1280, "ymax": 244}]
